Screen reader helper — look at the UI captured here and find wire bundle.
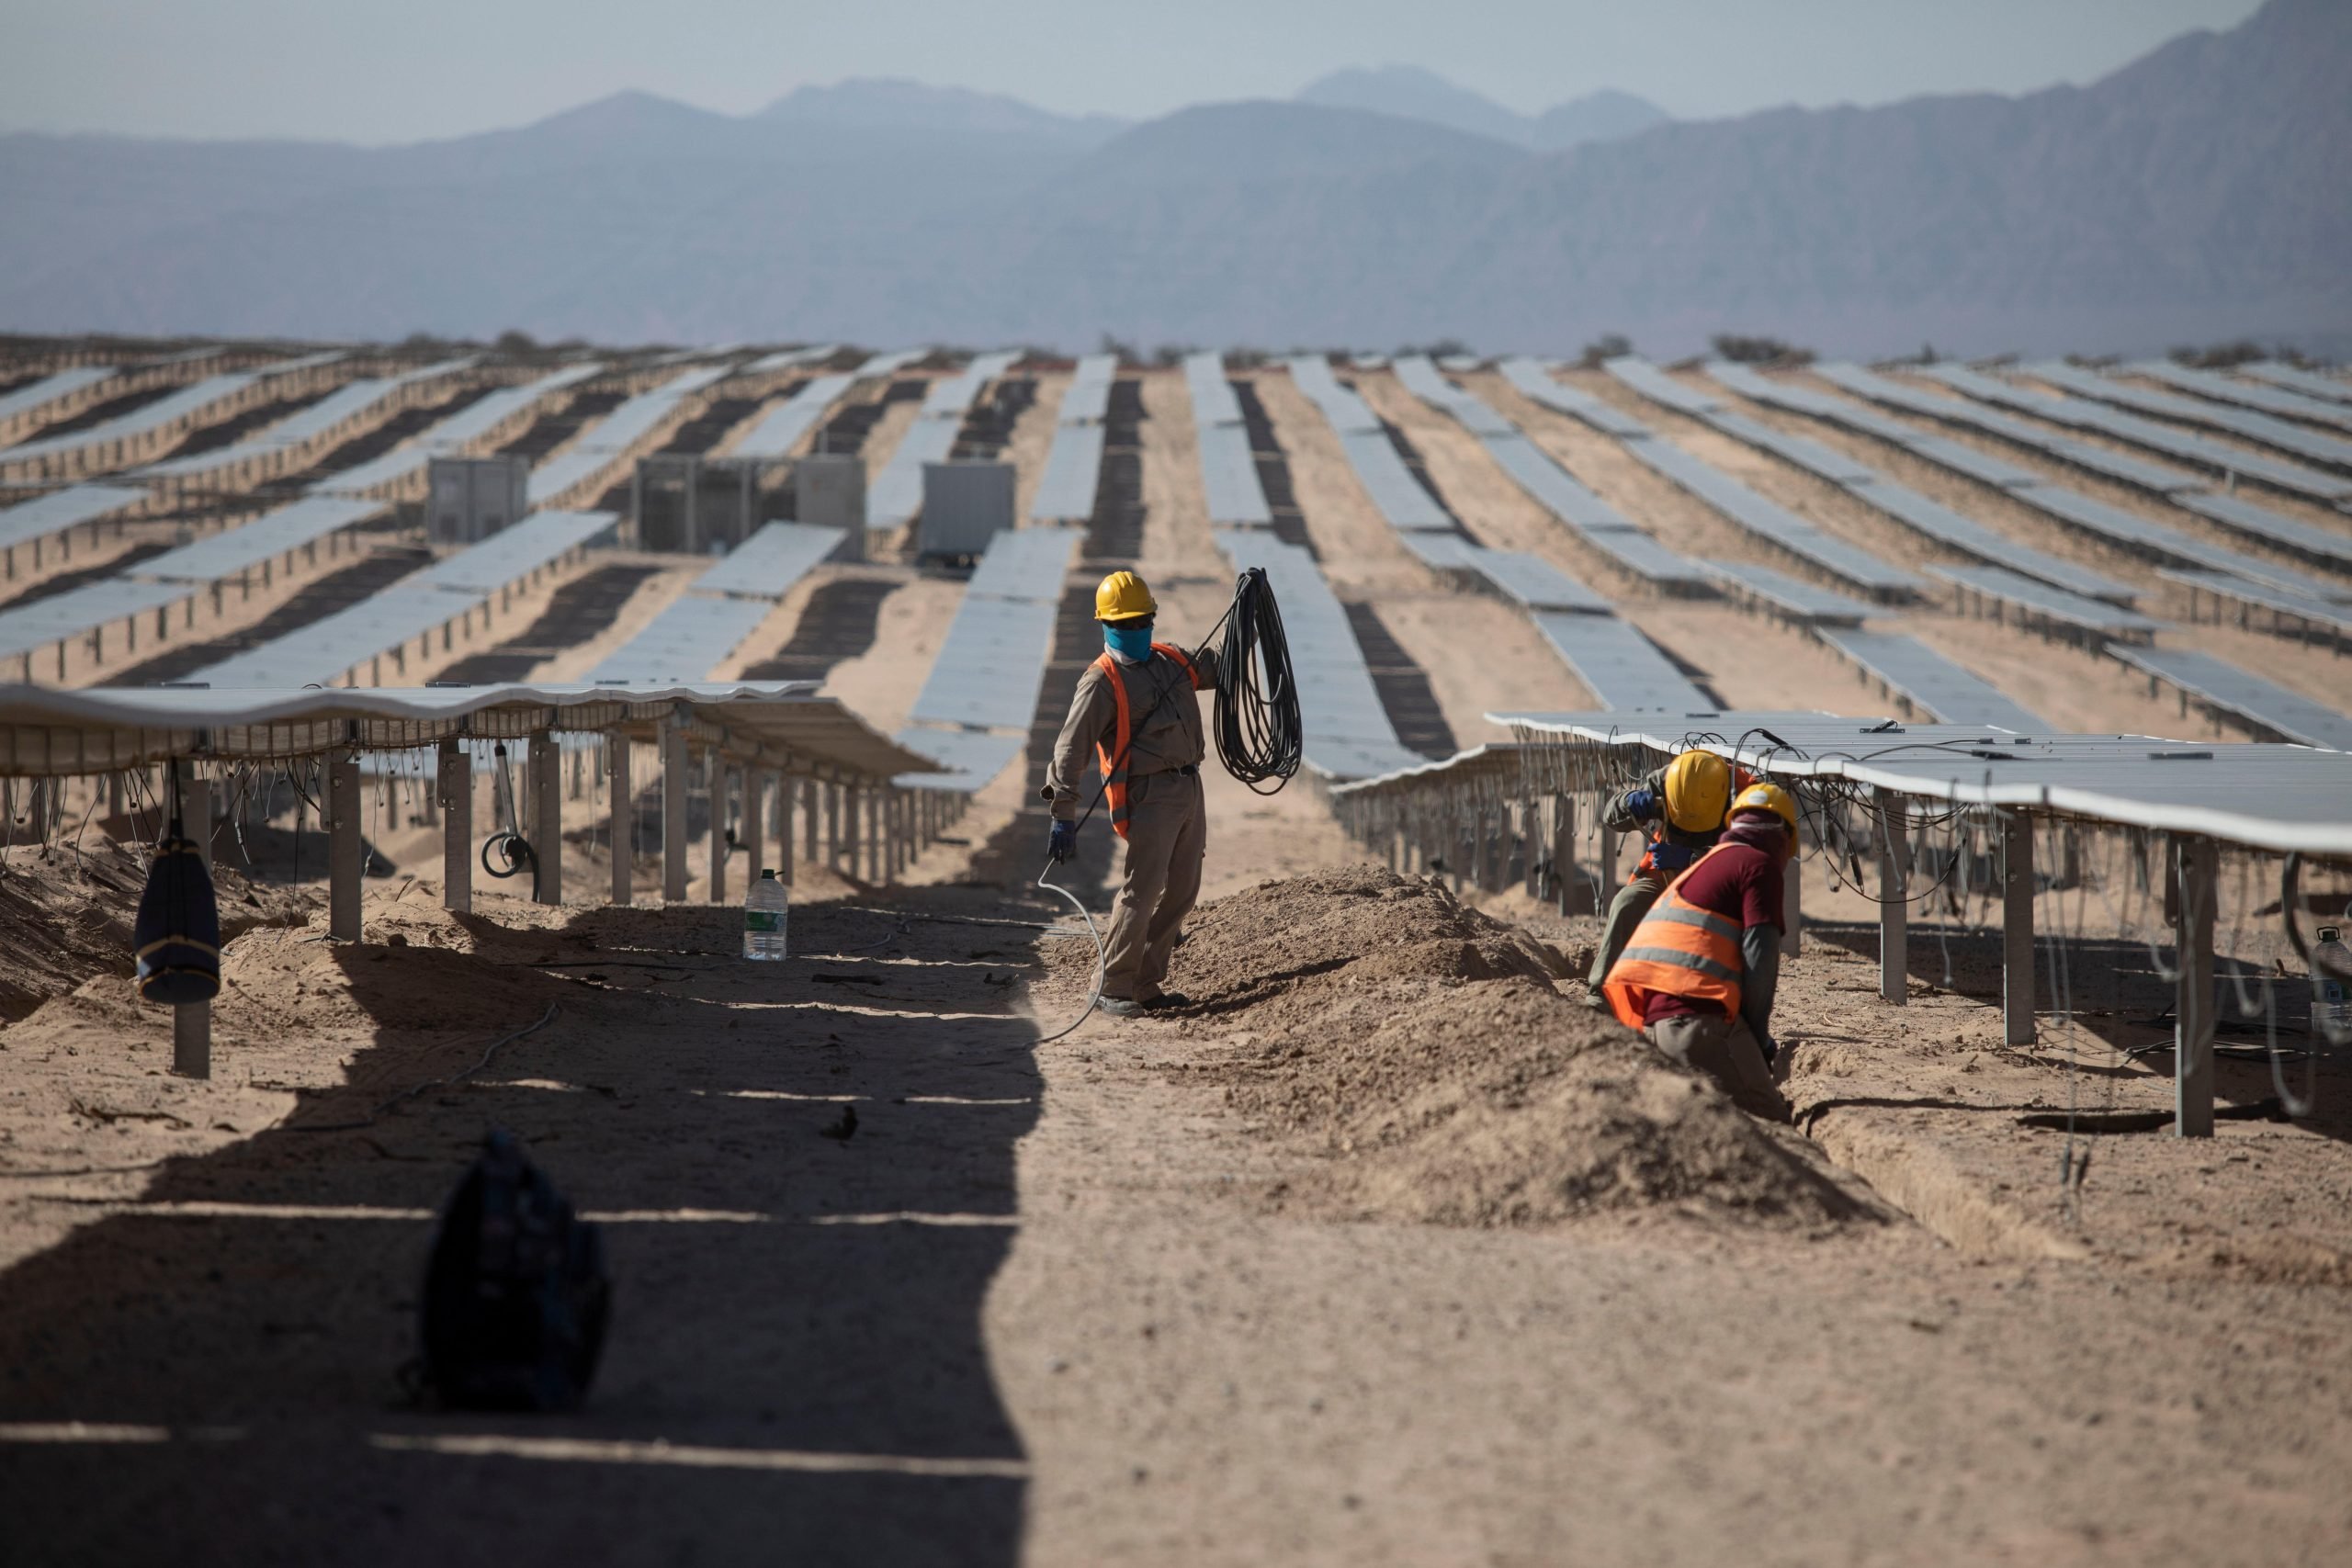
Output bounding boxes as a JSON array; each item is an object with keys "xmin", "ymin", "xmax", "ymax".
[{"xmin": 1210, "ymin": 567, "xmax": 1303, "ymax": 792}]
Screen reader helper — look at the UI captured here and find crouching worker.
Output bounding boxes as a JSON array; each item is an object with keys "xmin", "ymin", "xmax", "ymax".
[
  {"xmin": 1582, "ymin": 750, "xmax": 1752, "ymax": 1007},
  {"xmin": 1044, "ymin": 570, "xmax": 1222, "ymax": 1018},
  {"xmin": 1602, "ymin": 783, "xmax": 1798, "ymax": 1122}
]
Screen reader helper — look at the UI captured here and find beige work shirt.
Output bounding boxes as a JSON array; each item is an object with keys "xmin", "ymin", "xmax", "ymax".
[{"xmin": 1046, "ymin": 643, "xmax": 1224, "ymax": 822}]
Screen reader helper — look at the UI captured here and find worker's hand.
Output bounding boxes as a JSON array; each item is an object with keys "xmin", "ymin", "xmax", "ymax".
[
  {"xmin": 1047, "ymin": 819, "xmax": 1079, "ymax": 863},
  {"xmin": 1623, "ymin": 787, "xmax": 1658, "ymax": 819}
]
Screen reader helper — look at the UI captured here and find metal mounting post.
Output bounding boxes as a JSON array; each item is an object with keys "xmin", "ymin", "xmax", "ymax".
[
  {"xmin": 439, "ymin": 738, "xmax": 471, "ymax": 913},
  {"xmin": 2002, "ymin": 813, "xmax": 2035, "ymax": 1045},
  {"xmin": 1876, "ymin": 787, "xmax": 1906, "ymax": 1005},
  {"xmin": 661, "ymin": 724, "xmax": 689, "ymax": 904},
  {"xmin": 607, "ymin": 736, "xmax": 631, "ymax": 906},
  {"xmin": 2174, "ymin": 836, "xmax": 2217, "ymax": 1137},
  {"xmin": 742, "ymin": 770, "xmax": 765, "ymax": 882},
  {"xmin": 708, "ymin": 758, "xmax": 730, "ymax": 906},
  {"xmin": 327, "ymin": 750, "xmax": 362, "ymax": 942},
  {"xmin": 530, "ymin": 733, "xmax": 561, "ymax": 906}
]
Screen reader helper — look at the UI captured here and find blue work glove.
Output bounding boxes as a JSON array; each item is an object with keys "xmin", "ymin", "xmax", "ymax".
[
  {"xmin": 1047, "ymin": 819, "xmax": 1078, "ymax": 863},
  {"xmin": 1623, "ymin": 787, "xmax": 1659, "ymax": 820}
]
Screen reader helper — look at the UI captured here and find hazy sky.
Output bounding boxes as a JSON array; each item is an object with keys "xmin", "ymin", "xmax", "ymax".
[{"xmin": 4, "ymin": 0, "xmax": 2270, "ymax": 143}]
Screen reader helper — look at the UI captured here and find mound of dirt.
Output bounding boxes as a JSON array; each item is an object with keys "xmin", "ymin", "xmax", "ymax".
[{"xmin": 1172, "ymin": 866, "xmax": 1863, "ymax": 1227}]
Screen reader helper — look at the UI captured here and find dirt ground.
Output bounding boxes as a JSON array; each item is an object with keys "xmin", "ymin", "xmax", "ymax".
[{"xmin": 6, "ymin": 362, "xmax": 2352, "ymax": 1565}]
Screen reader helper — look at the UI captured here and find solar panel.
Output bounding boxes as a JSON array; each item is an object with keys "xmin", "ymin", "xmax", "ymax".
[
  {"xmin": 1852, "ymin": 482, "xmax": 2140, "ymax": 604},
  {"xmin": 1812, "ymin": 628, "xmax": 2047, "ymax": 731},
  {"xmin": 2112, "ymin": 645, "xmax": 2352, "ymax": 752},
  {"xmin": 869, "ymin": 416, "xmax": 960, "ymax": 528},
  {"xmin": 0, "ymin": 484, "xmax": 143, "ymax": 555},
  {"xmin": 1399, "ymin": 532, "xmax": 1484, "ymax": 573},
  {"xmin": 2157, "ymin": 570, "xmax": 2352, "ymax": 635},
  {"xmin": 2171, "ymin": 491, "xmax": 2352, "ymax": 571},
  {"xmin": 1393, "ymin": 356, "xmax": 1515, "ymax": 436},
  {"xmin": 590, "ymin": 593, "xmax": 776, "ymax": 682},
  {"xmin": 691, "ymin": 522, "xmax": 845, "ymax": 599},
  {"xmin": 1286, "ymin": 356, "xmax": 1382, "ymax": 434},
  {"xmin": 919, "ymin": 351, "xmax": 1020, "ymax": 420},
  {"xmin": 965, "ymin": 526, "xmax": 1080, "ymax": 603},
  {"xmin": 1531, "ymin": 612, "xmax": 1713, "ymax": 711},
  {"xmin": 729, "ymin": 373, "xmax": 859, "ymax": 460},
  {"xmin": 566, "ymin": 368, "xmax": 715, "ymax": 458},
  {"xmin": 1028, "ymin": 422, "xmax": 1105, "ymax": 524},
  {"xmin": 526, "ymin": 447, "xmax": 621, "ymax": 506},
  {"xmin": 0, "ymin": 578, "xmax": 193, "ymax": 660},
  {"xmin": 1057, "ymin": 354, "xmax": 1119, "ymax": 426},
  {"xmin": 892, "ymin": 726, "xmax": 1027, "ymax": 792},
  {"xmin": 1183, "ymin": 353, "xmax": 1244, "ymax": 429},
  {"xmin": 1198, "ymin": 422, "xmax": 1272, "ymax": 525},
  {"xmin": 1601, "ymin": 357, "xmax": 1725, "ymax": 418},
  {"xmin": 1465, "ymin": 547, "xmax": 1611, "ymax": 613},
  {"xmin": 1337, "ymin": 429, "xmax": 1453, "ymax": 531},
  {"xmin": 1929, "ymin": 563, "xmax": 2162, "ymax": 637},
  {"xmin": 137, "ymin": 496, "xmax": 386, "ymax": 582},
  {"xmin": 906, "ymin": 595, "xmax": 1060, "ymax": 731},
  {"xmin": 2239, "ymin": 362, "xmax": 2352, "ymax": 410},
  {"xmin": 1480, "ymin": 434, "xmax": 1634, "ymax": 531},
  {"xmin": 188, "ymin": 583, "xmax": 465, "ymax": 687},
  {"xmin": 1623, "ymin": 439, "xmax": 1923, "ymax": 597},
  {"xmin": 0, "ymin": 367, "xmax": 114, "ymax": 434},
  {"xmin": 1702, "ymin": 411, "xmax": 1880, "ymax": 486},
  {"xmin": 1573, "ymin": 526, "xmax": 1714, "ymax": 591},
  {"xmin": 1889, "ymin": 433, "xmax": 2047, "ymax": 491},
  {"xmin": 410, "ymin": 511, "xmax": 618, "ymax": 593},
  {"xmin": 741, "ymin": 344, "xmax": 840, "ymax": 377},
  {"xmin": 2127, "ymin": 361, "xmax": 2352, "ymax": 434},
  {"xmin": 2030, "ymin": 362, "xmax": 2352, "ymax": 473},
  {"xmin": 1498, "ymin": 359, "xmax": 1652, "ymax": 438},
  {"xmin": 1697, "ymin": 559, "xmax": 1875, "ymax": 625},
  {"xmin": 422, "ymin": 363, "xmax": 606, "ymax": 455},
  {"xmin": 3, "ymin": 372, "xmax": 260, "ymax": 466}
]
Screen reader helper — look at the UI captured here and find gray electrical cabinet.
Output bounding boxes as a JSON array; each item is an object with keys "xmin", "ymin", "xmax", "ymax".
[
  {"xmin": 795, "ymin": 454, "xmax": 866, "ymax": 563},
  {"xmin": 918, "ymin": 460, "xmax": 1015, "ymax": 560},
  {"xmin": 633, "ymin": 455, "xmax": 766, "ymax": 555},
  {"xmin": 427, "ymin": 456, "xmax": 530, "ymax": 545}
]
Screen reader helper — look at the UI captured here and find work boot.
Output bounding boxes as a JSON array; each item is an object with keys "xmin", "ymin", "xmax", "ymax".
[
  {"xmin": 1138, "ymin": 992, "xmax": 1192, "ymax": 1011},
  {"xmin": 1097, "ymin": 997, "xmax": 1141, "ymax": 1018}
]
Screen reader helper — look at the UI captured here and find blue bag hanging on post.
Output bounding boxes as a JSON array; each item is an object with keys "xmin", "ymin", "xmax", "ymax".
[{"xmin": 133, "ymin": 784, "xmax": 221, "ymax": 1005}]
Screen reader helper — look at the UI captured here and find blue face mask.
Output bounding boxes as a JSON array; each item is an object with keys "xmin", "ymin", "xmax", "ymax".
[{"xmin": 1103, "ymin": 622, "xmax": 1153, "ymax": 661}]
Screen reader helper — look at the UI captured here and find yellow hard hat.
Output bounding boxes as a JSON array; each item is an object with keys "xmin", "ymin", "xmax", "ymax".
[
  {"xmin": 1731, "ymin": 781, "xmax": 1798, "ymax": 836},
  {"xmin": 1094, "ymin": 570, "xmax": 1157, "ymax": 624},
  {"xmin": 1663, "ymin": 750, "xmax": 1733, "ymax": 832}
]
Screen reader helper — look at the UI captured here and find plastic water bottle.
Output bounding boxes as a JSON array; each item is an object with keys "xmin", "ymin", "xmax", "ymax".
[
  {"xmin": 2314, "ymin": 925, "xmax": 2352, "ymax": 1045},
  {"xmin": 743, "ymin": 870, "xmax": 788, "ymax": 961}
]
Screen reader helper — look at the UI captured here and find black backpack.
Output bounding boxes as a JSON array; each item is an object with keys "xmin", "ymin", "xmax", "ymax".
[
  {"xmin": 132, "ymin": 820, "xmax": 220, "ymax": 1006},
  {"xmin": 420, "ymin": 1129, "xmax": 610, "ymax": 1411}
]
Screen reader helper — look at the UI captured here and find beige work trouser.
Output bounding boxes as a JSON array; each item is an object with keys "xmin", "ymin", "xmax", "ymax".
[
  {"xmin": 1102, "ymin": 769, "xmax": 1206, "ymax": 1001},
  {"xmin": 1645, "ymin": 1011, "xmax": 1792, "ymax": 1122}
]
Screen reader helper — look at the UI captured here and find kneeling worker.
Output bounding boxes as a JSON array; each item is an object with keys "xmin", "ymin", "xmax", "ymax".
[
  {"xmin": 1602, "ymin": 783, "xmax": 1798, "ymax": 1121},
  {"xmin": 1583, "ymin": 749, "xmax": 1751, "ymax": 1005},
  {"xmin": 1045, "ymin": 570, "xmax": 1221, "ymax": 1017}
]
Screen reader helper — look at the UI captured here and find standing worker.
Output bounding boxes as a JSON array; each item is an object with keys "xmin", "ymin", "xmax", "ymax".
[
  {"xmin": 1045, "ymin": 570, "xmax": 1222, "ymax": 1017},
  {"xmin": 1582, "ymin": 750, "xmax": 1753, "ymax": 1007},
  {"xmin": 1602, "ymin": 783, "xmax": 1799, "ymax": 1121}
]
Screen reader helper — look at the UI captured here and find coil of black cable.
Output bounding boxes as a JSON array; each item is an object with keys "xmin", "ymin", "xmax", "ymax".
[{"xmin": 1212, "ymin": 567, "xmax": 1304, "ymax": 791}]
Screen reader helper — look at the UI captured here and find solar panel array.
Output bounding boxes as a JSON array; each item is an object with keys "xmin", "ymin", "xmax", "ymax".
[
  {"xmin": 590, "ymin": 522, "xmax": 845, "ymax": 682},
  {"xmin": 2158, "ymin": 570, "xmax": 2352, "ymax": 636},
  {"xmin": 311, "ymin": 362, "xmax": 605, "ymax": 498},
  {"xmin": 1184, "ymin": 353, "xmax": 1272, "ymax": 526},
  {"xmin": 1029, "ymin": 357, "xmax": 1116, "ymax": 525},
  {"xmin": 134, "ymin": 496, "xmax": 387, "ymax": 582},
  {"xmin": 2128, "ymin": 361, "xmax": 2352, "ymax": 434},
  {"xmin": 1695, "ymin": 559, "xmax": 1875, "ymax": 626},
  {"xmin": 138, "ymin": 357, "xmax": 473, "ymax": 485},
  {"xmin": 2029, "ymin": 362, "xmax": 2352, "ymax": 474},
  {"xmin": 0, "ymin": 367, "xmax": 115, "ymax": 437},
  {"xmin": 2240, "ymin": 362, "xmax": 2352, "ymax": 409},
  {"xmin": 1930, "ymin": 563, "xmax": 2161, "ymax": 640},
  {"xmin": 729, "ymin": 367, "xmax": 863, "ymax": 461},
  {"xmin": 1498, "ymin": 357, "xmax": 1650, "ymax": 437},
  {"xmin": 0, "ymin": 579, "xmax": 192, "ymax": 662},
  {"xmin": 1402, "ymin": 533, "xmax": 1610, "ymax": 614},
  {"xmin": 870, "ymin": 351, "xmax": 1020, "ymax": 529},
  {"xmin": 899, "ymin": 525, "xmax": 1079, "ymax": 773},
  {"xmin": 1600, "ymin": 356, "xmax": 1724, "ymax": 419},
  {"xmin": 0, "ymin": 483, "xmax": 145, "ymax": 562},
  {"xmin": 3, "ymin": 372, "xmax": 256, "ymax": 470},
  {"xmin": 527, "ymin": 366, "xmax": 732, "ymax": 505},
  {"xmin": 889, "ymin": 726, "xmax": 1027, "ymax": 793},
  {"xmin": 1283, "ymin": 357, "xmax": 1456, "ymax": 532},
  {"xmin": 1529, "ymin": 613, "xmax": 1714, "ymax": 712},
  {"xmin": 1813, "ymin": 628, "xmax": 2048, "ymax": 732},
  {"xmin": 189, "ymin": 509, "xmax": 618, "ymax": 687},
  {"xmin": 2112, "ymin": 645, "xmax": 2352, "ymax": 752},
  {"xmin": 1392, "ymin": 356, "xmax": 1512, "ymax": 436},
  {"xmin": 1923, "ymin": 362, "xmax": 2352, "ymax": 504},
  {"xmin": 1286, "ymin": 355, "xmax": 1381, "ymax": 434},
  {"xmin": 1620, "ymin": 437, "xmax": 1924, "ymax": 598}
]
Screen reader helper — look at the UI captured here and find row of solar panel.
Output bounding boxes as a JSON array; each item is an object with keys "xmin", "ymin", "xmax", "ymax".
[
  {"xmin": 1183, "ymin": 354, "xmax": 1274, "ymax": 527},
  {"xmin": 901, "ymin": 527, "xmax": 1081, "ymax": 742},
  {"xmin": 2020, "ymin": 361, "xmax": 2352, "ymax": 477},
  {"xmin": 870, "ymin": 351, "xmax": 1022, "ymax": 529}
]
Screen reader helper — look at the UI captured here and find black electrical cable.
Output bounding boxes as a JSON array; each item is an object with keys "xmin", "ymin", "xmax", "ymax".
[{"xmin": 1210, "ymin": 567, "xmax": 1303, "ymax": 792}]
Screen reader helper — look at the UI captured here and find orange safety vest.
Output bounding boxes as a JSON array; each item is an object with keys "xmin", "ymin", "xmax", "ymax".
[
  {"xmin": 1093, "ymin": 643, "xmax": 1203, "ymax": 840},
  {"xmin": 1602, "ymin": 841, "xmax": 1747, "ymax": 1030}
]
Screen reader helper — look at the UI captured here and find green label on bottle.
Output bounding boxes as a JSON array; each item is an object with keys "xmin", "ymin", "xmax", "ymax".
[{"xmin": 746, "ymin": 912, "xmax": 782, "ymax": 933}]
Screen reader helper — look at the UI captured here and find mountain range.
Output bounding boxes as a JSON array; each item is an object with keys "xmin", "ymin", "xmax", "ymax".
[{"xmin": 0, "ymin": 0, "xmax": 2344, "ymax": 359}]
